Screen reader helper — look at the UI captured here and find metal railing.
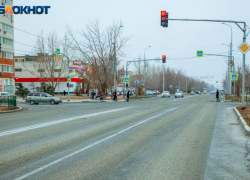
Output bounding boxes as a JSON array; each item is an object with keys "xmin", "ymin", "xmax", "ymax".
[{"xmin": 0, "ymin": 95, "xmax": 17, "ymax": 109}]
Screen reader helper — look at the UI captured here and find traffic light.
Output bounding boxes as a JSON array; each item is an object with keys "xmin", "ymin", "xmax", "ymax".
[
  {"xmin": 161, "ymin": 11, "xmax": 168, "ymax": 27},
  {"xmin": 67, "ymin": 83, "xmax": 69, "ymax": 87},
  {"xmin": 162, "ymin": 55, "xmax": 166, "ymax": 63}
]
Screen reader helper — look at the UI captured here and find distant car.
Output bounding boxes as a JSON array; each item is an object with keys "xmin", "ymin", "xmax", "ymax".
[
  {"xmin": 0, "ymin": 92, "xmax": 10, "ymax": 99},
  {"xmin": 107, "ymin": 91, "xmax": 111, "ymax": 95},
  {"xmin": 147, "ymin": 90, "xmax": 157, "ymax": 95},
  {"xmin": 26, "ymin": 92, "xmax": 62, "ymax": 105},
  {"xmin": 211, "ymin": 91, "xmax": 216, "ymax": 94},
  {"xmin": 196, "ymin": 91, "xmax": 201, "ymax": 95},
  {"xmin": 190, "ymin": 91, "xmax": 195, "ymax": 95},
  {"xmin": 162, "ymin": 91, "xmax": 170, "ymax": 98},
  {"xmin": 175, "ymin": 91, "xmax": 184, "ymax": 98}
]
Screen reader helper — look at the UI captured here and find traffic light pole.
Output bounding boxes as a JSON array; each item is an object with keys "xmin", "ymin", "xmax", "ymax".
[
  {"xmin": 166, "ymin": 18, "xmax": 248, "ymax": 108},
  {"xmin": 163, "ymin": 64, "xmax": 164, "ymax": 92},
  {"xmin": 61, "ymin": 53, "xmax": 70, "ymax": 102}
]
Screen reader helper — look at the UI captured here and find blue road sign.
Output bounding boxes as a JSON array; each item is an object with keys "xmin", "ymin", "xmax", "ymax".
[
  {"xmin": 196, "ymin": 50, "xmax": 203, "ymax": 57},
  {"xmin": 56, "ymin": 48, "xmax": 61, "ymax": 56},
  {"xmin": 231, "ymin": 74, "xmax": 238, "ymax": 81},
  {"xmin": 67, "ymin": 75, "xmax": 71, "ymax": 82},
  {"xmin": 123, "ymin": 77, "xmax": 130, "ymax": 83},
  {"xmin": 170, "ymin": 85, "xmax": 172, "ymax": 88}
]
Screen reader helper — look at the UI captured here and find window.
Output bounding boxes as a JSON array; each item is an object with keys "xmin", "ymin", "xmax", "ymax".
[
  {"xmin": 34, "ymin": 93, "xmax": 40, "ymax": 97},
  {"xmin": 69, "ymin": 70, "xmax": 73, "ymax": 73},
  {"xmin": 3, "ymin": 65, "xmax": 12, "ymax": 73},
  {"xmin": 69, "ymin": 84, "xmax": 73, "ymax": 88},
  {"xmin": 15, "ymin": 68, "xmax": 22, "ymax": 72},
  {"xmin": 15, "ymin": 59, "xmax": 18, "ymax": 62},
  {"xmin": 41, "ymin": 93, "xmax": 46, "ymax": 97},
  {"xmin": 27, "ymin": 93, "xmax": 34, "ymax": 96},
  {"xmin": 3, "ymin": 38, "xmax": 13, "ymax": 46},
  {"xmin": 2, "ymin": 24, "xmax": 13, "ymax": 33},
  {"xmin": 3, "ymin": 52, "xmax": 13, "ymax": 59},
  {"xmin": 75, "ymin": 70, "xmax": 78, "ymax": 73},
  {"xmin": 0, "ymin": 65, "xmax": 2, "ymax": 72},
  {"xmin": 6, "ymin": 0, "xmax": 11, "ymax": 5},
  {"xmin": 54, "ymin": 69, "xmax": 61, "ymax": 72},
  {"xmin": 38, "ymin": 69, "xmax": 45, "ymax": 72}
]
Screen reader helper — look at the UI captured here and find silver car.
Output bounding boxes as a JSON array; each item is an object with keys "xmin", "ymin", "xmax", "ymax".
[
  {"xmin": 0, "ymin": 92, "xmax": 10, "ymax": 99},
  {"xmin": 175, "ymin": 91, "xmax": 184, "ymax": 98},
  {"xmin": 162, "ymin": 91, "xmax": 170, "ymax": 98},
  {"xmin": 190, "ymin": 91, "xmax": 195, "ymax": 95},
  {"xmin": 26, "ymin": 92, "xmax": 62, "ymax": 105}
]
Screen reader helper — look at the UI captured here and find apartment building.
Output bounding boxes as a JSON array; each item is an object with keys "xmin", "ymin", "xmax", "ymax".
[{"xmin": 0, "ymin": 0, "xmax": 14, "ymax": 94}]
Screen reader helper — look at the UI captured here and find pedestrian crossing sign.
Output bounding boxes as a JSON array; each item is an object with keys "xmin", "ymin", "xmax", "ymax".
[
  {"xmin": 56, "ymin": 48, "xmax": 61, "ymax": 56},
  {"xmin": 196, "ymin": 50, "xmax": 203, "ymax": 57},
  {"xmin": 231, "ymin": 74, "xmax": 238, "ymax": 81},
  {"xmin": 123, "ymin": 77, "xmax": 130, "ymax": 83}
]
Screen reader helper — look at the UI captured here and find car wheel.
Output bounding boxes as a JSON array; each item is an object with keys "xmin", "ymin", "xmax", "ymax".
[
  {"xmin": 30, "ymin": 100, "xmax": 35, "ymax": 105},
  {"xmin": 50, "ymin": 100, "xmax": 55, "ymax": 105}
]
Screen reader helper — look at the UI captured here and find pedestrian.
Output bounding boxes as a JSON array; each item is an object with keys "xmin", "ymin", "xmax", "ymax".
[
  {"xmin": 113, "ymin": 90, "xmax": 117, "ymax": 101},
  {"xmin": 63, "ymin": 90, "xmax": 66, "ymax": 96},
  {"xmin": 216, "ymin": 90, "xmax": 220, "ymax": 102},
  {"xmin": 127, "ymin": 90, "xmax": 130, "ymax": 102},
  {"xmin": 91, "ymin": 90, "xmax": 95, "ymax": 100}
]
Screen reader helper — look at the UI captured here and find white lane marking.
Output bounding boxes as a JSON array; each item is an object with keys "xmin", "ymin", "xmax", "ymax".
[
  {"xmin": 0, "ymin": 107, "xmax": 133, "ymax": 138},
  {"xmin": 14, "ymin": 106, "xmax": 181, "ymax": 180}
]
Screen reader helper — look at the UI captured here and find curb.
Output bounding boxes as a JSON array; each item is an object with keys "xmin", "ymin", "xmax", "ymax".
[
  {"xmin": 233, "ymin": 107, "xmax": 250, "ymax": 136},
  {"xmin": 0, "ymin": 107, "xmax": 22, "ymax": 114}
]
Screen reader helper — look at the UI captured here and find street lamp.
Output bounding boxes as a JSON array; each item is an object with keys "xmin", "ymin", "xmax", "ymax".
[
  {"xmin": 143, "ymin": 46, "xmax": 151, "ymax": 95},
  {"xmin": 222, "ymin": 23, "xmax": 233, "ymax": 97}
]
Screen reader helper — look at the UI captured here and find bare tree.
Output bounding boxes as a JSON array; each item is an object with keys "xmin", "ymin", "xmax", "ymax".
[{"xmin": 66, "ymin": 20, "xmax": 130, "ymax": 98}]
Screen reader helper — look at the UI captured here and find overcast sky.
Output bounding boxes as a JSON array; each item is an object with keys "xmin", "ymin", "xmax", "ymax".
[{"xmin": 13, "ymin": 0, "xmax": 250, "ymax": 88}]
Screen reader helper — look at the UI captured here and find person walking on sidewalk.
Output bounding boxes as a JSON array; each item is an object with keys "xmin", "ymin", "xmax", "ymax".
[
  {"xmin": 113, "ymin": 90, "xmax": 117, "ymax": 102},
  {"xmin": 127, "ymin": 90, "xmax": 130, "ymax": 102},
  {"xmin": 91, "ymin": 90, "xmax": 95, "ymax": 100},
  {"xmin": 63, "ymin": 90, "xmax": 66, "ymax": 96},
  {"xmin": 216, "ymin": 89, "xmax": 220, "ymax": 102}
]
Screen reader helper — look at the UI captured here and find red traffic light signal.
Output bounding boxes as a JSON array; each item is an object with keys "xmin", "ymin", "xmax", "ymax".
[
  {"xmin": 162, "ymin": 55, "xmax": 166, "ymax": 63},
  {"xmin": 161, "ymin": 11, "xmax": 168, "ymax": 27}
]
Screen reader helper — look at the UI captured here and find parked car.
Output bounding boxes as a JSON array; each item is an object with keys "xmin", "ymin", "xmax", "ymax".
[
  {"xmin": 0, "ymin": 92, "xmax": 10, "ymax": 99},
  {"xmin": 190, "ymin": 91, "xmax": 195, "ymax": 95},
  {"xmin": 162, "ymin": 91, "xmax": 171, "ymax": 98},
  {"xmin": 107, "ymin": 91, "xmax": 111, "ymax": 95},
  {"xmin": 26, "ymin": 92, "xmax": 62, "ymax": 105},
  {"xmin": 175, "ymin": 91, "xmax": 184, "ymax": 98}
]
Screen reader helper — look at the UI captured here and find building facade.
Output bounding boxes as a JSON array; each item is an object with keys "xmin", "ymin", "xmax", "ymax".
[
  {"xmin": 15, "ymin": 57, "xmax": 85, "ymax": 95},
  {"xmin": 0, "ymin": 0, "xmax": 15, "ymax": 94}
]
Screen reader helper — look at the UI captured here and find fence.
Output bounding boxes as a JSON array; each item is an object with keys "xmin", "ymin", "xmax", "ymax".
[{"xmin": 0, "ymin": 96, "xmax": 17, "ymax": 109}]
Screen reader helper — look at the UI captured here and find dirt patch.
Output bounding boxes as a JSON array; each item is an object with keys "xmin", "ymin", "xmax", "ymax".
[
  {"xmin": 0, "ymin": 106, "xmax": 19, "ymax": 111},
  {"xmin": 236, "ymin": 106, "xmax": 250, "ymax": 127},
  {"xmin": 225, "ymin": 96, "xmax": 242, "ymax": 102}
]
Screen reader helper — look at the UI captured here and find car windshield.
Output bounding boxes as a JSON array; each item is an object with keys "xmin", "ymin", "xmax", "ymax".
[
  {"xmin": 163, "ymin": 91, "xmax": 169, "ymax": 93},
  {"xmin": 176, "ymin": 91, "xmax": 182, "ymax": 93}
]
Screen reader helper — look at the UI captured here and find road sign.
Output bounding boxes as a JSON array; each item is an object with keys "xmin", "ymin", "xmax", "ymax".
[
  {"xmin": 216, "ymin": 81, "xmax": 218, "ymax": 83},
  {"xmin": 56, "ymin": 48, "xmax": 61, "ymax": 56},
  {"xmin": 123, "ymin": 77, "xmax": 130, "ymax": 83},
  {"xmin": 231, "ymin": 74, "xmax": 238, "ymax": 81},
  {"xmin": 196, "ymin": 50, "xmax": 203, "ymax": 57},
  {"xmin": 67, "ymin": 75, "xmax": 71, "ymax": 82},
  {"xmin": 238, "ymin": 42, "xmax": 250, "ymax": 54}
]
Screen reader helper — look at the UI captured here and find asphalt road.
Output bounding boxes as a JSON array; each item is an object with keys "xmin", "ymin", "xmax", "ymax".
[{"xmin": 0, "ymin": 94, "xmax": 248, "ymax": 180}]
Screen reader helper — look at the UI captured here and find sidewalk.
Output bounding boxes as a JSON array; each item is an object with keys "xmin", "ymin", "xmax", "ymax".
[{"xmin": 204, "ymin": 107, "xmax": 250, "ymax": 179}]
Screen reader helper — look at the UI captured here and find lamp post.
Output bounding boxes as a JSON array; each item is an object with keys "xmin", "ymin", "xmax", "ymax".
[
  {"xmin": 143, "ymin": 46, "xmax": 151, "ymax": 95},
  {"xmin": 222, "ymin": 23, "xmax": 233, "ymax": 97}
]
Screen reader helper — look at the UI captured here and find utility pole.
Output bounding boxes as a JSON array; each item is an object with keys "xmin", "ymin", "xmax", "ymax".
[
  {"xmin": 113, "ymin": 43, "xmax": 117, "ymax": 92},
  {"xmin": 163, "ymin": 64, "xmax": 164, "ymax": 92},
  {"xmin": 144, "ymin": 46, "xmax": 151, "ymax": 95},
  {"xmin": 186, "ymin": 76, "xmax": 187, "ymax": 94}
]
